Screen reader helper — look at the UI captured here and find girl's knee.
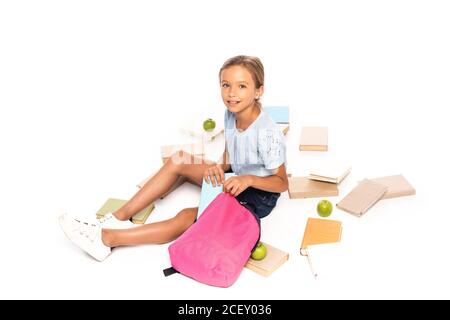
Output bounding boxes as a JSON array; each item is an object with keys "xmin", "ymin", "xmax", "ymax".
[
  {"xmin": 166, "ymin": 151, "xmax": 192, "ymax": 172},
  {"xmin": 175, "ymin": 207, "xmax": 198, "ymax": 229}
]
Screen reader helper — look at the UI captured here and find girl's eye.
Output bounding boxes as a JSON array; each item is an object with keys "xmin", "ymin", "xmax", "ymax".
[
  {"xmin": 222, "ymin": 83, "xmax": 230, "ymax": 88},
  {"xmin": 239, "ymin": 85, "xmax": 246, "ymax": 89}
]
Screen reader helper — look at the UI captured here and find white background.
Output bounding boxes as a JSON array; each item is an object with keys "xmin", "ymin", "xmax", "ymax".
[{"xmin": 1, "ymin": 0, "xmax": 449, "ymax": 299}]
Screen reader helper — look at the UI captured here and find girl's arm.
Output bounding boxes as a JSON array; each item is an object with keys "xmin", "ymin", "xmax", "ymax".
[
  {"xmin": 219, "ymin": 146, "xmax": 231, "ymax": 172},
  {"xmin": 246, "ymin": 164, "xmax": 289, "ymax": 193},
  {"xmin": 204, "ymin": 147, "xmax": 231, "ymax": 186},
  {"xmin": 224, "ymin": 164, "xmax": 289, "ymax": 195}
]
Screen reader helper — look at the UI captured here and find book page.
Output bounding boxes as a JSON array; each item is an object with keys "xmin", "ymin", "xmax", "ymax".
[
  {"xmin": 305, "ymin": 243, "xmax": 346, "ymax": 280},
  {"xmin": 308, "ymin": 160, "xmax": 352, "ymax": 183}
]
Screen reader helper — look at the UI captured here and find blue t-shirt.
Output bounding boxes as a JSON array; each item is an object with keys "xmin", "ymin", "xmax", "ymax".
[{"xmin": 224, "ymin": 109, "xmax": 286, "ymax": 177}]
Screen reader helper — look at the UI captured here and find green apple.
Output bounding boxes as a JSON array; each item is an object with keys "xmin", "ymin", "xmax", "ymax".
[
  {"xmin": 203, "ymin": 118, "xmax": 216, "ymax": 132},
  {"xmin": 251, "ymin": 242, "xmax": 267, "ymax": 260},
  {"xmin": 317, "ymin": 199, "xmax": 333, "ymax": 217}
]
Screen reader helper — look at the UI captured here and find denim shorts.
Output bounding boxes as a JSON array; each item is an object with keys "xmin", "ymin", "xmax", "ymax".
[{"xmin": 236, "ymin": 187, "xmax": 280, "ymax": 220}]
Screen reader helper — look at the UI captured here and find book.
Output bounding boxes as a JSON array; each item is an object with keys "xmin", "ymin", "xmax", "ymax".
[
  {"xmin": 96, "ymin": 198, "xmax": 155, "ymax": 224},
  {"xmin": 309, "ymin": 165, "xmax": 352, "ymax": 184},
  {"xmin": 264, "ymin": 106, "xmax": 289, "ymax": 124},
  {"xmin": 160, "ymin": 142, "xmax": 204, "ymax": 163},
  {"xmin": 300, "ymin": 217, "xmax": 343, "ymax": 255},
  {"xmin": 336, "ymin": 179, "xmax": 387, "ymax": 217},
  {"xmin": 245, "ymin": 242, "xmax": 289, "ymax": 277},
  {"xmin": 367, "ymin": 174, "xmax": 416, "ymax": 199},
  {"xmin": 198, "ymin": 172, "xmax": 236, "ymax": 217},
  {"xmin": 299, "ymin": 127, "xmax": 328, "ymax": 151},
  {"xmin": 288, "ymin": 176, "xmax": 338, "ymax": 199},
  {"xmin": 304, "ymin": 243, "xmax": 343, "ymax": 280}
]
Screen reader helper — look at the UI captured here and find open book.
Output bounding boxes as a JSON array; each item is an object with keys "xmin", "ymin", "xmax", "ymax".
[
  {"xmin": 300, "ymin": 218, "xmax": 343, "ymax": 279},
  {"xmin": 304, "ymin": 243, "xmax": 344, "ymax": 280},
  {"xmin": 309, "ymin": 165, "xmax": 351, "ymax": 184},
  {"xmin": 96, "ymin": 198, "xmax": 155, "ymax": 224}
]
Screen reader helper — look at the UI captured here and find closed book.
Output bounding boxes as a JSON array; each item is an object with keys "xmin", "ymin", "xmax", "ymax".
[
  {"xmin": 337, "ymin": 179, "xmax": 387, "ymax": 217},
  {"xmin": 367, "ymin": 174, "xmax": 415, "ymax": 199},
  {"xmin": 96, "ymin": 198, "xmax": 155, "ymax": 224},
  {"xmin": 299, "ymin": 127, "xmax": 328, "ymax": 151},
  {"xmin": 300, "ymin": 218, "xmax": 342, "ymax": 255},
  {"xmin": 245, "ymin": 242, "xmax": 289, "ymax": 277},
  {"xmin": 288, "ymin": 177, "xmax": 338, "ymax": 199}
]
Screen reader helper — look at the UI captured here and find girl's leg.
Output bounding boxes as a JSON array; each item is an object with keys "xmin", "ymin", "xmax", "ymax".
[
  {"xmin": 114, "ymin": 151, "xmax": 212, "ymax": 221},
  {"xmin": 103, "ymin": 207, "xmax": 198, "ymax": 246}
]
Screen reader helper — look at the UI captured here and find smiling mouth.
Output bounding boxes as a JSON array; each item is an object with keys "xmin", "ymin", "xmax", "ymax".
[{"xmin": 227, "ymin": 101, "xmax": 240, "ymax": 105}]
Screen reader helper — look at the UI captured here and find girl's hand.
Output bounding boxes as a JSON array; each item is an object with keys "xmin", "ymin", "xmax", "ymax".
[
  {"xmin": 203, "ymin": 164, "xmax": 225, "ymax": 187},
  {"xmin": 223, "ymin": 175, "xmax": 252, "ymax": 197}
]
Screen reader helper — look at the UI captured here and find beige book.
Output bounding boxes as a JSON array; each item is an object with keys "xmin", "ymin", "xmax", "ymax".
[
  {"xmin": 288, "ymin": 176, "xmax": 338, "ymax": 199},
  {"xmin": 160, "ymin": 142, "xmax": 204, "ymax": 163},
  {"xmin": 300, "ymin": 218, "xmax": 342, "ymax": 255},
  {"xmin": 309, "ymin": 165, "xmax": 351, "ymax": 184},
  {"xmin": 367, "ymin": 175, "xmax": 416, "ymax": 199},
  {"xmin": 337, "ymin": 179, "xmax": 387, "ymax": 217},
  {"xmin": 299, "ymin": 127, "xmax": 328, "ymax": 151},
  {"xmin": 96, "ymin": 198, "xmax": 155, "ymax": 224},
  {"xmin": 245, "ymin": 242, "xmax": 289, "ymax": 277}
]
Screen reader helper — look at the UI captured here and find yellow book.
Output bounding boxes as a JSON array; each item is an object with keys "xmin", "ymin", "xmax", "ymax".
[
  {"xmin": 300, "ymin": 218, "xmax": 342, "ymax": 255},
  {"xmin": 96, "ymin": 198, "xmax": 155, "ymax": 224}
]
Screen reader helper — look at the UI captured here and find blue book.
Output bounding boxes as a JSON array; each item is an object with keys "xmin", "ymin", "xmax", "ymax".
[
  {"xmin": 198, "ymin": 172, "xmax": 236, "ymax": 217},
  {"xmin": 264, "ymin": 106, "xmax": 290, "ymax": 124}
]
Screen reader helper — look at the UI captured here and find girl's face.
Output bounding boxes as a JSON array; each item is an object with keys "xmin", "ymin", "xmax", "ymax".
[{"xmin": 220, "ymin": 66, "xmax": 263, "ymax": 113}]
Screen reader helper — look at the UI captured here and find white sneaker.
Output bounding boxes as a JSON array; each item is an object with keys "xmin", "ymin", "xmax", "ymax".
[
  {"xmin": 59, "ymin": 214, "xmax": 111, "ymax": 262},
  {"xmin": 97, "ymin": 213, "xmax": 135, "ymax": 229},
  {"xmin": 70, "ymin": 212, "xmax": 135, "ymax": 230}
]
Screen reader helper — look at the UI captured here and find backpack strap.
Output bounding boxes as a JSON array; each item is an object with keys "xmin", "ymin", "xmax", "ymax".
[{"xmin": 163, "ymin": 267, "xmax": 179, "ymax": 277}]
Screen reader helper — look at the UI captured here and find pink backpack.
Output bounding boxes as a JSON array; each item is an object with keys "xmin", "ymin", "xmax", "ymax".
[{"xmin": 164, "ymin": 192, "xmax": 260, "ymax": 287}]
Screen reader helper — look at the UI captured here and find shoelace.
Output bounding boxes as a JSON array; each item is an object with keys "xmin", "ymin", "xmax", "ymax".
[
  {"xmin": 97, "ymin": 214, "xmax": 113, "ymax": 225},
  {"xmin": 77, "ymin": 221, "xmax": 100, "ymax": 242}
]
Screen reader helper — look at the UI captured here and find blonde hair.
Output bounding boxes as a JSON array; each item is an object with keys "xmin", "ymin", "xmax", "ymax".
[{"xmin": 219, "ymin": 55, "xmax": 264, "ymax": 108}]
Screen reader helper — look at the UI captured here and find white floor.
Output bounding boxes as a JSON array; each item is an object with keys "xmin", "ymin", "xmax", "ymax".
[{"xmin": 1, "ymin": 1, "xmax": 449, "ymax": 299}]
